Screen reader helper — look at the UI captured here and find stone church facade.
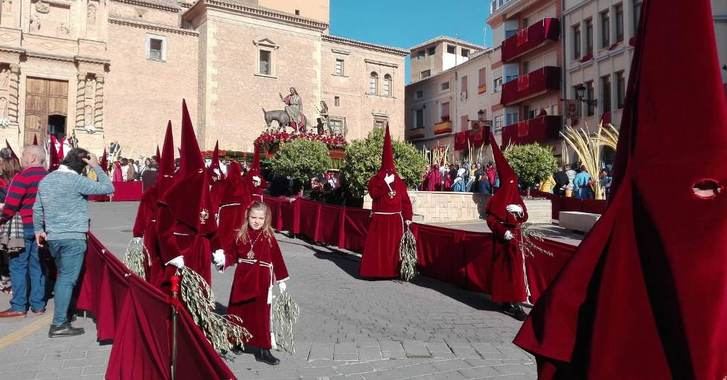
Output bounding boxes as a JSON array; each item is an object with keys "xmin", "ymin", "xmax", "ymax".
[{"xmin": 0, "ymin": 0, "xmax": 407, "ymax": 157}]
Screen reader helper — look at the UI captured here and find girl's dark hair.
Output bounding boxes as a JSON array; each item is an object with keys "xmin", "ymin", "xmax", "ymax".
[{"xmin": 61, "ymin": 148, "xmax": 90, "ymax": 174}]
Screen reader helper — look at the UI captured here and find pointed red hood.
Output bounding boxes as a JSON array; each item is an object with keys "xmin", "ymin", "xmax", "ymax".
[
  {"xmin": 485, "ymin": 132, "xmax": 526, "ymax": 221},
  {"xmin": 177, "ymin": 99, "xmax": 204, "ymax": 178},
  {"xmin": 208, "ymin": 141, "xmax": 222, "ymax": 179},
  {"xmin": 157, "ymin": 121, "xmax": 175, "ymax": 195},
  {"xmin": 155, "ymin": 145, "xmax": 161, "ymax": 161},
  {"xmin": 514, "ymin": 1, "xmax": 727, "ymax": 378},
  {"xmin": 378, "ymin": 124, "xmax": 396, "ymax": 174},
  {"xmin": 160, "ymin": 101, "xmax": 215, "ymax": 234}
]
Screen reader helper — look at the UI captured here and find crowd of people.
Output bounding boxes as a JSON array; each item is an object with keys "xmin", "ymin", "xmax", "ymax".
[
  {"xmin": 418, "ymin": 158, "xmax": 613, "ymax": 201},
  {"xmin": 419, "ymin": 161, "xmax": 499, "ymax": 194},
  {"xmin": 551, "ymin": 164, "xmax": 612, "ymax": 200},
  {"xmin": 0, "ymin": 141, "xmax": 115, "ymax": 340}
]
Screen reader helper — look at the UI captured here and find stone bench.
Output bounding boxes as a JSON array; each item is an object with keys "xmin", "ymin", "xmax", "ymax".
[{"xmin": 559, "ymin": 211, "xmax": 601, "ymax": 233}]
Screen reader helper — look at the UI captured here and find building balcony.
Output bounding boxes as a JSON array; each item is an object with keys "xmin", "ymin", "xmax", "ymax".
[
  {"xmin": 501, "ymin": 18, "xmax": 560, "ymax": 63},
  {"xmin": 500, "ymin": 66, "xmax": 561, "ymax": 106},
  {"xmin": 501, "ymin": 115, "xmax": 562, "ymax": 145},
  {"xmin": 433, "ymin": 120, "xmax": 453, "ymax": 135}
]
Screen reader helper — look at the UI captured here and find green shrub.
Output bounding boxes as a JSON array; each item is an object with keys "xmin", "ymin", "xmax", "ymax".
[
  {"xmin": 503, "ymin": 143, "xmax": 558, "ymax": 189},
  {"xmin": 341, "ymin": 128, "xmax": 427, "ymax": 199},
  {"xmin": 269, "ymin": 139, "xmax": 332, "ymax": 185}
]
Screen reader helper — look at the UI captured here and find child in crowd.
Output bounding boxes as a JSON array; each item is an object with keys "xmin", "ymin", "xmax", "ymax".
[{"xmin": 213, "ymin": 201, "xmax": 289, "ymax": 365}]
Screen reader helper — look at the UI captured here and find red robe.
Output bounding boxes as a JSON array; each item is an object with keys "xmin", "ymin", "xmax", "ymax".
[
  {"xmin": 132, "ymin": 186, "xmax": 163, "ymax": 283},
  {"xmin": 359, "ymin": 173, "xmax": 413, "ymax": 279},
  {"xmin": 216, "ymin": 179, "xmax": 254, "ymax": 250},
  {"xmin": 225, "ymin": 228, "xmax": 289, "ymax": 349},
  {"xmin": 514, "ymin": 1, "xmax": 727, "ymax": 379},
  {"xmin": 486, "ymin": 210, "xmax": 528, "ymax": 304},
  {"xmin": 155, "ymin": 204, "xmax": 214, "ymax": 287}
]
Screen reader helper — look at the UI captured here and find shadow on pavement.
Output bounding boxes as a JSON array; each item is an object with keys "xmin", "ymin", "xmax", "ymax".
[{"xmin": 306, "ymin": 244, "xmax": 503, "ymax": 313}]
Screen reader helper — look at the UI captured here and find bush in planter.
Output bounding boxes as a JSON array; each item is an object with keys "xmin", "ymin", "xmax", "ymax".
[
  {"xmin": 503, "ymin": 143, "xmax": 558, "ymax": 191},
  {"xmin": 341, "ymin": 128, "xmax": 427, "ymax": 200},
  {"xmin": 269, "ymin": 139, "xmax": 332, "ymax": 188}
]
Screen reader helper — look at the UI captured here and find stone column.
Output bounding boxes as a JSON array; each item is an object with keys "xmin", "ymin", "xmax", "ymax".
[
  {"xmin": 8, "ymin": 64, "xmax": 19, "ymax": 127},
  {"xmin": 94, "ymin": 74, "xmax": 103, "ymax": 129},
  {"xmin": 75, "ymin": 73, "xmax": 86, "ymax": 129}
]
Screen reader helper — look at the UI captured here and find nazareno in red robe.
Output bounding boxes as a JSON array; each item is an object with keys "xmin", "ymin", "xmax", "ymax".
[
  {"xmin": 359, "ymin": 124, "xmax": 413, "ymax": 279},
  {"xmin": 486, "ymin": 209, "xmax": 528, "ymax": 304},
  {"xmin": 155, "ymin": 100, "xmax": 218, "ymax": 288},
  {"xmin": 485, "ymin": 132, "xmax": 530, "ymax": 304},
  {"xmin": 359, "ymin": 174, "xmax": 413, "ymax": 279},
  {"xmin": 225, "ymin": 228, "xmax": 289, "ymax": 349},
  {"xmin": 513, "ymin": 1, "xmax": 727, "ymax": 379}
]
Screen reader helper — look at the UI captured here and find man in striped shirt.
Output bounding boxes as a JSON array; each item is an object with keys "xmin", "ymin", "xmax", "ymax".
[{"xmin": 0, "ymin": 145, "xmax": 47, "ymax": 318}]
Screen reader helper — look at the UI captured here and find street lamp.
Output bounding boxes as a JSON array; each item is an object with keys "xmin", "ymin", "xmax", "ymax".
[{"xmin": 575, "ymin": 86, "xmax": 597, "ymax": 106}]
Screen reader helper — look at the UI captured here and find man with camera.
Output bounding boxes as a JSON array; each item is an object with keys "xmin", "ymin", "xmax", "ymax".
[{"xmin": 33, "ymin": 148, "xmax": 114, "ymax": 337}]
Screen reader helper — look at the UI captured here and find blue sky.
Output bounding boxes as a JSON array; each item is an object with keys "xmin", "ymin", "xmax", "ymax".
[{"xmin": 330, "ymin": 0, "xmax": 492, "ymax": 83}]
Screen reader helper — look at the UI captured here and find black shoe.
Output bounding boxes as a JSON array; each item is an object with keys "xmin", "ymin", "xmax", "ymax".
[
  {"xmin": 48, "ymin": 322, "xmax": 85, "ymax": 338},
  {"xmin": 230, "ymin": 345, "xmax": 244, "ymax": 356},
  {"xmin": 254, "ymin": 349, "xmax": 280, "ymax": 365},
  {"xmin": 502, "ymin": 303, "xmax": 528, "ymax": 321}
]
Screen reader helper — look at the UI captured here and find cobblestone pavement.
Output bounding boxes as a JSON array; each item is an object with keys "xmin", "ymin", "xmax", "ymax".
[{"xmin": 0, "ymin": 202, "xmax": 566, "ymax": 380}]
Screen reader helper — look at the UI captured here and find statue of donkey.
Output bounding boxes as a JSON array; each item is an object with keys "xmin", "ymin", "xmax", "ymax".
[{"xmin": 262, "ymin": 108, "xmax": 308, "ymax": 133}]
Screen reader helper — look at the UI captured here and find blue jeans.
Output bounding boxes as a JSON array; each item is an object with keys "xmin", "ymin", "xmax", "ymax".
[
  {"xmin": 48, "ymin": 239, "xmax": 86, "ymax": 326},
  {"xmin": 8, "ymin": 228, "xmax": 46, "ymax": 312}
]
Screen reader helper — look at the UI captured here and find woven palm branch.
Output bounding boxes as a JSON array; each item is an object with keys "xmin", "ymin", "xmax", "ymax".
[
  {"xmin": 399, "ymin": 225, "xmax": 418, "ymax": 282},
  {"xmin": 600, "ymin": 123, "xmax": 620, "ymax": 150},
  {"xmin": 561, "ymin": 122, "xmax": 620, "ymax": 200},
  {"xmin": 273, "ymin": 291, "xmax": 300, "ymax": 354},
  {"xmin": 560, "ymin": 123, "xmax": 603, "ymax": 199},
  {"xmin": 124, "ymin": 237, "xmax": 146, "ymax": 278},
  {"xmin": 179, "ymin": 267, "xmax": 251, "ymax": 354}
]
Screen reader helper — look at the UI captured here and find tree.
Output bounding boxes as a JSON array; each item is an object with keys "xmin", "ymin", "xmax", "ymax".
[
  {"xmin": 269, "ymin": 139, "xmax": 331, "ymax": 186},
  {"xmin": 341, "ymin": 128, "xmax": 427, "ymax": 199},
  {"xmin": 503, "ymin": 143, "xmax": 558, "ymax": 191}
]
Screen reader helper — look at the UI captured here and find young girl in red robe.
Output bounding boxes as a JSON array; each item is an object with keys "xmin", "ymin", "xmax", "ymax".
[{"xmin": 213, "ymin": 201, "xmax": 289, "ymax": 365}]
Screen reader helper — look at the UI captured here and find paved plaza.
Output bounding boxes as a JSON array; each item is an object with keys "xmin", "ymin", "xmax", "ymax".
[{"xmin": 0, "ymin": 202, "xmax": 563, "ymax": 380}]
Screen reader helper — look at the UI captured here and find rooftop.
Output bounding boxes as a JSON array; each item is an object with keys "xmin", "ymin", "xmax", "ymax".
[
  {"xmin": 323, "ymin": 35, "xmax": 409, "ymax": 56},
  {"xmin": 409, "ymin": 36, "xmax": 486, "ymax": 52}
]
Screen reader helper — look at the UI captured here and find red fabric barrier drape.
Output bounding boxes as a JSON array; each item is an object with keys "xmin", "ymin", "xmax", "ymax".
[
  {"xmin": 262, "ymin": 196, "xmax": 577, "ymax": 304},
  {"xmin": 318, "ymin": 204, "xmax": 343, "ymax": 245},
  {"xmin": 279, "ymin": 198, "xmax": 300, "ymax": 234},
  {"xmin": 460, "ymin": 232, "xmax": 495, "ymax": 293},
  {"xmin": 298, "ymin": 199, "xmax": 321, "ymax": 241},
  {"xmin": 76, "ymin": 234, "xmax": 236, "ymax": 380},
  {"xmin": 266, "ymin": 196, "xmax": 284, "ymax": 230},
  {"xmin": 339, "ymin": 208, "xmax": 370, "ymax": 252},
  {"xmin": 412, "ymin": 224, "xmax": 466, "ymax": 286}
]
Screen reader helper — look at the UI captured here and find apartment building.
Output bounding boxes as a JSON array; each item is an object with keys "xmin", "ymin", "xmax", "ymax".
[
  {"xmin": 487, "ymin": 0, "xmax": 564, "ymax": 155},
  {"xmin": 405, "ymin": 37, "xmax": 498, "ymax": 162}
]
